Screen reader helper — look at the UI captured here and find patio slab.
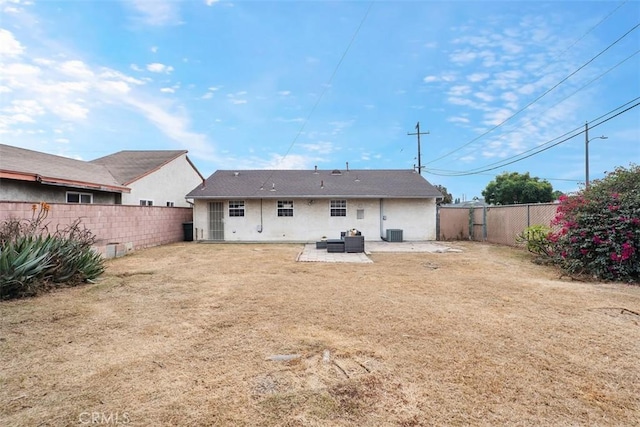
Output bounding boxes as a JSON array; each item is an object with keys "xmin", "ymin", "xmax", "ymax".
[{"xmin": 296, "ymin": 241, "xmax": 461, "ymax": 263}]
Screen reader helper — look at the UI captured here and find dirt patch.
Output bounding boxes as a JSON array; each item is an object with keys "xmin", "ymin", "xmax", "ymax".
[{"xmin": 1, "ymin": 241, "xmax": 639, "ymax": 426}]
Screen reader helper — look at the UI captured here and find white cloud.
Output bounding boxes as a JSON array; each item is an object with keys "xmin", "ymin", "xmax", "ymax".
[
  {"xmin": 205, "ymin": 0, "xmax": 219, "ymax": 5},
  {"xmin": 423, "ymin": 75, "xmax": 439, "ymax": 83},
  {"xmin": 278, "ymin": 90, "xmax": 291, "ymax": 96},
  {"xmin": 448, "ymin": 85, "xmax": 471, "ymax": 96},
  {"xmin": 130, "ymin": 64, "xmax": 143, "ymax": 72},
  {"xmin": 300, "ymin": 141, "xmax": 335, "ymax": 154},
  {"xmin": 150, "ymin": 46, "xmax": 158, "ymax": 53},
  {"xmin": 53, "ymin": 102, "xmax": 89, "ymax": 120},
  {"xmin": 448, "ymin": 116, "xmax": 470, "ymax": 124},
  {"xmin": 58, "ymin": 60, "xmax": 94, "ymax": 79},
  {"xmin": 474, "ymin": 92, "xmax": 494, "ymax": 102},
  {"xmin": 146, "ymin": 62, "xmax": 174, "ymax": 73},
  {"xmin": 467, "ymin": 73, "xmax": 489, "ymax": 83},
  {"xmin": 0, "ymin": 29, "xmax": 24, "ymax": 57},
  {"xmin": 160, "ymin": 87, "xmax": 174, "ymax": 93},
  {"xmin": 127, "ymin": 0, "xmax": 180, "ymax": 26},
  {"xmin": 227, "ymin": 91, "xmax": 247, "ymax": 104},
  {"xmin": 450, "ymin": 50, "xmax": 476, "ymax": 64}
]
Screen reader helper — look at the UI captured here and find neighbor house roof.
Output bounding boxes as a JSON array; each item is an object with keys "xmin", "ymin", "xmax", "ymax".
[
  {"xmin": 91, "ymin": 150, "xmax": 204, "ymax": 185},
  {"xmin": 0, "ymin": 144, "xmax": 130, "ymax": 193},
  {"xmin": 187, "ymin": 169, "xmax": 443, "ymax": 199}
]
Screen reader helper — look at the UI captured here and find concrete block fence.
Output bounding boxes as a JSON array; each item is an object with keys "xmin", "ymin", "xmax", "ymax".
[{"xmin": 0, "ymin": 201, "xmax": 193, "ymax": 258}]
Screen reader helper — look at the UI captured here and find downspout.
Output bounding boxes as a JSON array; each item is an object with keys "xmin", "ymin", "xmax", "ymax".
[
  {"xmin": 258, "ymin": 199, "xmax": 264, "ymax": 233},
  {"xmin": 379, "ymin": 198, "xmax": 385, "ymax": 240}
]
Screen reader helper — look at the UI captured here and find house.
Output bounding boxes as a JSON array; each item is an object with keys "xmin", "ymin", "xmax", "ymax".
[
  {"xmin": 0, "ymin": 144, "xmax": 203, "ymax": 207},
  {"xmin": 91, "ymin": 150, "xmax": 204, "ymax": 207},
  {"xmin": 186, "ymin": 168, "xmax": 443, "ymax": 242}
]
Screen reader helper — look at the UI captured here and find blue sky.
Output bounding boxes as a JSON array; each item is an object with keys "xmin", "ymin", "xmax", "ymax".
[{"xmin": 1, "ymin": 0, "xmax": 638, "ymax": 201}]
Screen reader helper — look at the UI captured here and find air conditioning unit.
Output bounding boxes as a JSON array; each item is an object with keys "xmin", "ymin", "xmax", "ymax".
[{"xmin": 386, "ymin": 229, "xmax": 403, "ymax": 242}]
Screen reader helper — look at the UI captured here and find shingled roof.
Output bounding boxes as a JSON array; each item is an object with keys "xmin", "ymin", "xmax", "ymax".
[
  {"xmin": 91, "ymin": 150, "xmax": 202, "ymax": 185},
  {"xmin": 187, "ymin": 169, "xmax": 443, "ymax": 199},
  {"xmin": 0, "ymin": 144, "xmax": 129, "ymax": 193}
]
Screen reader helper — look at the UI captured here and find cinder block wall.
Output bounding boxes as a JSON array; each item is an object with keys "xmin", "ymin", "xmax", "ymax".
[{"xmin": 0, "ymin": 202, "xmax": 193, "ymax": 257}]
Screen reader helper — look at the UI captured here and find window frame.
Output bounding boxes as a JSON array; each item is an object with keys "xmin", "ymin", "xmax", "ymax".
[
  {"xmin": 66, "ymin": 191, "xmax": 93, "ymax": 204},
  {"xmin": 277, "ymin": 200, "xmax": 294, "ymax": 217},
  {"xmin": 139, "ymin": 200, "xmax": 154, "ymax": 206},
  {"xmin": 228, "ymin": 200, "xmax": 245, "ymax": 217},
  {"xmin": 330, "ymin": 199, "xmax": 347, "ymax": 217}
]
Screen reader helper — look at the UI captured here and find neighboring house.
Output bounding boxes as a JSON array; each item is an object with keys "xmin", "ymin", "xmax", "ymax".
[
  {"xmin": 0, "ymin": 144, "xmax": 129, "ymax": 204},
  {"xmin": 91, "ymin": 150, "xmax": 204, "ymax": 207},
  {"xmin": 187, "ymin": 168, "xmax": 443, "ymax": 242},
  {"xmin": 0, "ymin": 144, "xmax": 203, "ymax": 207}
]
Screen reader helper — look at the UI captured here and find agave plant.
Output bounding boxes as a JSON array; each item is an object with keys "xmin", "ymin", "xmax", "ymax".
[{"xmin": 0, "ymin": 236, "xmax": 54, "ymax": 299}]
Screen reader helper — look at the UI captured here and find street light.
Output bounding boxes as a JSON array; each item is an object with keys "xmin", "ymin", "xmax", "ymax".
[{"xmin": 585, "ymin": 121, "xmax": 608, "ymax": 189}]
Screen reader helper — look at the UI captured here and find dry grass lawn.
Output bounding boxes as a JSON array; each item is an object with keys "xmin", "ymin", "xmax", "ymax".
[{"xmin": 1, "ymin": 242, "xmax": 639, "ymax": 426}]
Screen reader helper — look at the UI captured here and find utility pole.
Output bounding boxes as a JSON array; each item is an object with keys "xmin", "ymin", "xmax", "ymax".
[
  {"xmin": 407, "ymin": 121, "xmax": 429, "ymax": 175},
  {"xmin": 585, "ymin": 121, "xmax": 589, "ymax": 189},
  {"xmin": 585, "ymin": 121, "xmax": 608, "ymax": 189}
]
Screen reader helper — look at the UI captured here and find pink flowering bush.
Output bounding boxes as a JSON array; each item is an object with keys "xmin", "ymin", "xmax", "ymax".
[{"xmin": 548, "ymin": 164, "xmax": 639, "ymax": 282}]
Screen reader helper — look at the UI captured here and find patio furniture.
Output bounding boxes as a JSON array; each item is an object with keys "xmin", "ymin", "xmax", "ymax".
[
  {"xmin": 326, "ymin": 239, "xmax": 345, "ymax": 253},
  {"xmin": 344, "ymin": 235, "xmax": 365, "ymax": 253}
]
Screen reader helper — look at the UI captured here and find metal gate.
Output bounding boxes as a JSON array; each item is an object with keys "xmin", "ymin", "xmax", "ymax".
[{"xmin": 208, "ymin": 202, "xmax": 224, "ymax": 240}]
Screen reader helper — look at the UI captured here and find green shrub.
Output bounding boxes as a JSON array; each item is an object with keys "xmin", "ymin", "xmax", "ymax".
[
  {"xmin": 0, "ymin": 203, "xmax": 105, "ymax": 299},
  {"xmin": 516, "ymin": 225, "xmax": 554, "ymax": 257}
]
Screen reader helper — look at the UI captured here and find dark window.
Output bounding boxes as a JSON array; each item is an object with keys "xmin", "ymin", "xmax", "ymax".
[
  {"xmin": 229, "ymin": 200, "xmax": 245, "ymax": 217},
  {"xmin": 67, "ymin": 192, "xmax": 93, "ymax": 204},
  {"xmin": 330, "ymin": 199, "xmax": 346, "ymax": 217},
  {"xmin": 166, "ymin": 201, "xmax": 175, "ymax": 207},
  {"xmin": 277, "ymin": 200, "xmax": 294, "ymax": 217},
  {"xmin": 140, "ymin": 200, "xmax": 153, "ymax": 206}
]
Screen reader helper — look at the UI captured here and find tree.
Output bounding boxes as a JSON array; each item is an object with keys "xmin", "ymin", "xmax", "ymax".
[
  {"xmin": 482, "ymin": 172, "xmax": 554, "ymax": 205},
  {"xmin": 433, "ymin": 184, "xmax": 453, "ymax": 205}
]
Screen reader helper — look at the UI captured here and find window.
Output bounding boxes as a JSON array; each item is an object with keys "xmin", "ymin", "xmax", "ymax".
[
  {"xmin": 229, "ymin": 200, "xmax": 245, "ymax": 217},
  {"xmin": 277, "ymin": 200, "xmax": 294, "ymax": 217},
  {"xmin": 140, "ymin": 200, "xmax": 153, "ymax": 206},
  {"xmin": 166, "ymin": 201, "xmax": 175, "ymax": 207},
  {"xmin": 66, "ymin": 192, "xmax": 93, "ymax": 204},
  {"xmin": 330, "ymin": 199, "xmax": 347, "ymax": 217}
]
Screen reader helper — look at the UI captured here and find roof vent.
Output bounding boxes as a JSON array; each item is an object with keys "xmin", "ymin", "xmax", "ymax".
[
  {"xmin": 331, "ymin": 169, "xmax": 342, "ymax": 175},
  {"xmin": 314, "ymin": 165, "xmax": 319, "ymax": 174},
  {"xmin": 233, "ymin": 172, "xmax": 239, "ymax": 176},
  {"xmin": 270, "ymin": 183, "xmax": 276, "ymax": 192}
]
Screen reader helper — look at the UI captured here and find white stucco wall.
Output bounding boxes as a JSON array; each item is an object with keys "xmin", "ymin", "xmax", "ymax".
[
  {"xmin": 120, "ymin": 154, "xmax": 202, "ymax": 207},
  {"xmin": 192, "ymin": 197, "xmax": 437, "ymax": 242}
]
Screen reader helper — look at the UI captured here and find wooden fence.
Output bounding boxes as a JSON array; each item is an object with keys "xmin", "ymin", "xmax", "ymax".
[{"xmin": 438, "ymin": 203, "xmax": 558, "ymax": 246}]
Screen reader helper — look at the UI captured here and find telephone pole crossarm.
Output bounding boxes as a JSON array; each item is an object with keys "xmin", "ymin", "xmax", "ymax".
[{"xmin": 407, "ymin": 121, "xmax": 429, "ymax": 175}]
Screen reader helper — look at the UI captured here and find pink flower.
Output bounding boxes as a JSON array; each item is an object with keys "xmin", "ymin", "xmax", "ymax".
[
  {"xmin": 580, "ymin": 249, "xmax": 589, "ymax": 255},
  {"xmin": 593, "ymin": 235, "xmax": 603, "ymax": 244},
  {"xmin": 610, "ymin": 252, "xmax": 622, "ymax": 262}
]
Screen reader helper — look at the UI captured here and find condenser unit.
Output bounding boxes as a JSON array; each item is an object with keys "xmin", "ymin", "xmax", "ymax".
[{"xmin": 386, "ymin": 229, "xmax": 403, "ymax": 242}]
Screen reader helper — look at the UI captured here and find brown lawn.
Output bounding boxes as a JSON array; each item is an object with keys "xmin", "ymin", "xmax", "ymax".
[{"xmin": 1, "ymin": 242, "xmax": 639, "ymax": 426}]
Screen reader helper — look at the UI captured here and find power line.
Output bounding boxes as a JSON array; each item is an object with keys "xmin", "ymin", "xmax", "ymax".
[
  {"xmin": 254, "ymin": 2, "xmax": 374, "ymax": 194},
  {"xmin": 426, "ymin": 21, "xmax": 640, "ymax": 166},
  {"xmin": 426, "ymin": 97, "xmax": 640, "ymax": 177},
  {"xmin": 438, "ymin": 48, "xmax": 640, "ymax": 168}
]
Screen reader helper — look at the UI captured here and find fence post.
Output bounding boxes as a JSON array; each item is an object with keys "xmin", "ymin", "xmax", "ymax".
[
  {"xmin": 483, "ymin": 205, "xmax": 487, "ymax": 241},
  {"xmin": 527, "ymin": 204, "xmax": 530, "ymax": 227}
]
